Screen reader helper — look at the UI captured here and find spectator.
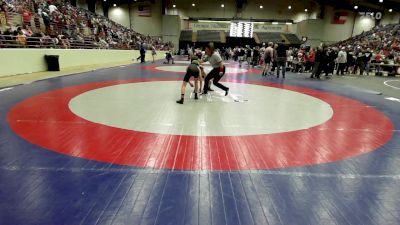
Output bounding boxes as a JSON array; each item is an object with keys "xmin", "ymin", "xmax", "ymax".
[
  {"xmin": 16, "ymin": 30, "xmax": 27, "ymax": 47},
  {"xmin": 275, "ymin": 40, "xmax": 288, "ymax": 78},
  {"xmin": 0, "ymin": 30, "xmax": 4, "ymax": 47},
  {"xmin": 336, "ymin": 47, "xmax": 347, "ymax": 75}
]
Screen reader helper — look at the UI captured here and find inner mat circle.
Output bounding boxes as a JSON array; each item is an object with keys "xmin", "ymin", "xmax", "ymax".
[
  {"xmin": 174, "ymin": 61, "xmax": 230, "ymax": 65},
  {"xmin": 155, "ymin": 65, "xmax": 248, "ymax": 74},
  {"xmin": 69, "ymin": 81, "xmax": 333, "ymax": 136}
]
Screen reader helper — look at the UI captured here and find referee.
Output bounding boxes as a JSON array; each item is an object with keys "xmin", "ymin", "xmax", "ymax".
[{"xmin": 202, "ymin": 43, "xmax": 229, "ymax": 96}]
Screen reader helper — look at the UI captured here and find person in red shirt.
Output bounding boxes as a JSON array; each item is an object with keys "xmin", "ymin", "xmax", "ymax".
[
  {"xmin": 22, "ymin": 9, "xmax": 32, "ymax": 26},
  {"xmin": 383, "ymin": 48, "xmax": 390, "ymax": 57},
  {"xmin": 307, "ymin": 49, "xmax": 316, "ymax": 72},
  {"xmin": 374, "ymin": 51, "xmax": 382, "ymax": 63},
  {"xmin": 392, "ymin": 40, "xmax": 400, "ymax": 51}
]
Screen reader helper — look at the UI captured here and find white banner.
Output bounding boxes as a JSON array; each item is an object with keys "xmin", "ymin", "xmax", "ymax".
[
  {"xmin": 189, "ymin": 22, "xmax": 230, "ymax": 31},
  {"xmin": 188, "ymin": 22, "xmax": 294, "ymax": 33},
  {"xmin": 254, "ymin": 24, "xmax": 289, "ymax": 32}
]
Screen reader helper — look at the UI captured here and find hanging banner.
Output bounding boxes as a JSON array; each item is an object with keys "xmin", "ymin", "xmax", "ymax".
[
  {"xmin": 189, "ymin": 22, "xmax": 230, "ymax": 31},
  {"xmin": 188, "ymin": 21, "xmax": 294, "ymax": 33}
]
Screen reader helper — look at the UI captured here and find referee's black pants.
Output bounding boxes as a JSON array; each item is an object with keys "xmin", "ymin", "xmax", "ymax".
[{"xmin": 203, "ymin": 66, "xmax": 228, "ymax": 94}]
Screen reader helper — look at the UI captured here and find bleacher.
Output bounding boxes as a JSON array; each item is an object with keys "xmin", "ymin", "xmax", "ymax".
[
  {"xmin": 196, "ymin": 30, "xmax": 222, "ymax": 42},
  {"xmin": 0, "ymin": 0, "xmax": 164, "ymax": 50},
  {"xmin": 256, "ymin": 32, "xmax": 283, "ymax": 44},
  {"xmin": 179, "ymin": 30, "xmax": 193, "ymax": 42},
  {"xmin": 283, "ymin": 33, "xmax": 301, "ymax": 45},
  {"xmin": 332, "ymin": 23, "xmax": 400, "ymax": 75}
]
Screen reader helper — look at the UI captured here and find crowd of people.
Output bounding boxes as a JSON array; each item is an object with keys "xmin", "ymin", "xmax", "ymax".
[
  {"xmin": 1, "ymin": 0, "xmax": 398, "ymax": 76},
  {"xmin": 330, "ymin": 23, "xmax": 400, "ymax": 76},
  {"xmin": 186, "ymin": 43, "xmax": 314, "ymax": 79},
  {"xmin": 0, "ymin": 0, "xmax": 171, "ymax": 50},
  {"xmin": 183, "ymin": 23, "xmax": 399, "ymax": 79},
  {"xmin": 178, "ymin": 31, "xmax": 400, "ymax": 104}
]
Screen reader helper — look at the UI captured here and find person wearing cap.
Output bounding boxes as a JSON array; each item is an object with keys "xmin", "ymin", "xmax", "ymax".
[
  {"xmin": 176, "ymin": 59, "xmax": 201, "ymax": 104},
  {"xmin": 202, "ymin": 42, "xmax": 229, "ymax": 96}
]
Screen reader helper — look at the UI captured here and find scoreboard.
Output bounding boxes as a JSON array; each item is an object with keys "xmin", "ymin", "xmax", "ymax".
[{"xmin": 229, "ymin": 21, "xmax": 254, "ymax": 38}]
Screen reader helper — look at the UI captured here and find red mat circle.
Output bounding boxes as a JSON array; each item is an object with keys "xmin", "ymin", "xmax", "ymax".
[{"xmin": 7, "ymin": 78, "xmax": 394, "ymax": 170}]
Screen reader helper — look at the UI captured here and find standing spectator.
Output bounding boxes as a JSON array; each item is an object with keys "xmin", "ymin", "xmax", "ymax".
[
  {"xmin": 364, "ymin": 48, "xmax": 372, "ymax": 75},
  {"xmin": 336, "ymin": 47, "xmax": 347, "ymax": 75},
  {"xmin": 150, "ymin": 45, "xmax": 157, "ymax": 63},
  {"xmin": 346, "ymin": 50, "xmax": 355, "ymax": 74},
  {"xmin": 271, "ymin": 43, "xmax": 278, "ymax": 73},
  {"xmin": 137, "ymin": 43, "xmax": 145, "ymax": 63},
  {"xmin": 252, "ymin": 46, "xmax": 260, "ymax": 68},
  {"xmin": 355, "ymin": 51, "xmax": 366, "ymax": 75},
  {"xmin": 321, "ymin": 46, "xmax": 330, "ymax": 76},
  {"xmin": 188, "ymin": 46, "xmax": 194, "ymax": 60},
  {"xmin": 311, "ymin": 46, "xmax": 323, "ymax": 79},
  {"xmin": 275, "ymin": 40, "xmax": 288, "ymax": 78},
  {"xmin": 22, "ymin": 8, "xmax": 32, "ymax": 27},
  {"xmin": 246, "ymin": 47, "xmax": 252, "ymax": 67},
  {"xmin": 237, "ymin": 47, "xmax": 245, "ymax": 67},
  {"xmin": 327, "ymin": 47, "xmax": 337, "ymax": 75},
  {"xmin": 307, "ymin": 48, "xmax": 316, "ymax": 72},
  {"xmin": 287, "ymin": 47, "xmax": 294, "ymax": 69}
]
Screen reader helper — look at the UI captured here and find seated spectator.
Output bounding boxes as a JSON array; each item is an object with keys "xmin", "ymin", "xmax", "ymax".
[
  {"xmin": 3, "ymin": 27, "xmax": 14, "ymax": 48},
  {"xmin": 39, "ymin": 32, "xmax": 52, "ymax": 48},
  {"xmin": 0, "ymin": 0, "xmax": 163, "ymax": 49},
  {"xmin": 28, "ymin": 32, "xmax": 43, "ymax": 48},
  {"xmin": 0, "ymin": 1, "xmax": 7, "ymax": 12},
  {"xmin": 386, "ymin": 54, "xmax": 395, "ymax": 65},
  {"xmin": 16, "ymin": 30, "xmax": 27, "ymax": 47},
  {"xmin": 21, "ymin": 25, "xmax": 33, "ymax": 37},
  {"xmin": 48, "ymin": 2, "xmax": 58, "ymax": 14},
  {"xmin": 98, "ymin": 37, "xmax": 109, "ymax": 49},
  {"xmin": 0, "ymin": 30, "xmax": 4, "ymax": 48}
]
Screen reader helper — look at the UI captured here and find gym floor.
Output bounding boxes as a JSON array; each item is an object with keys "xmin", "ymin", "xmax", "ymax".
[{"xmin": 1, "ymin": 57, "xmax": 400, "ymax": 225}]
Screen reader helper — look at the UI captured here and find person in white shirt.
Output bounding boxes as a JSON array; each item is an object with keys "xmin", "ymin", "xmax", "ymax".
[
  {"xmin": 49, "ymin": 4, "xmax": 58, "ymax": 14},
  {"xmin": 336, "ymin": 47, "xmax": 347, "ymax": 75},
  {"xmin": 151, "ymin": 45, "xmax": 157, "ymax": 63}
]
